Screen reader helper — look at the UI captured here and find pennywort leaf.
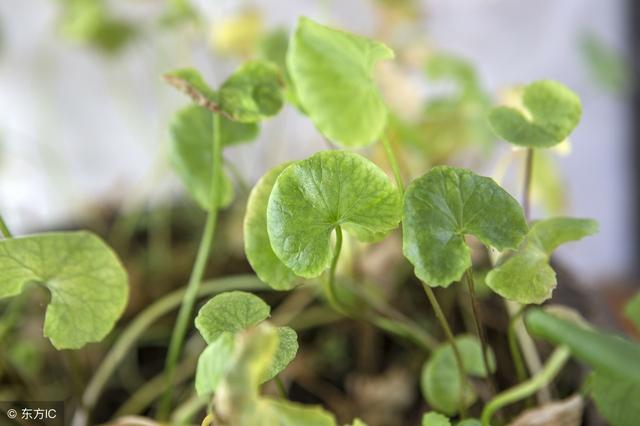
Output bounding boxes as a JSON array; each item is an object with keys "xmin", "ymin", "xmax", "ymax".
[
  {"xmin": 244, "ymin": 163, "xmax": 298, "ymax": 290},
  {"xmin": 267, "ymin": 151, "xmax": 402, "ymax": 278},
  {"xmin": 486, "ymin": 217, "xmax": 598, "ymax": 304},
  {"xmin": 287, "ymin": 17, "xmax": 394, "ymax": 147},
  {"xmin": 422, "ymin": 412, "xmax": 450, "ymax": 426},
  {"xmin": 591, "ymin": 371, "xmax": 640, "ymax": 426},
  {"xmin": 403, "ymin": 166, "xmax": 527, "ymax": 287},
  {"xmin": 195, "ymin": 332, "xmax": 235, "ymax": 396},
  {"xmin": 164, "ymin": 68, "xmax": 219, "ymax": 112},
  {"xmin": 488, "ymin": 80, "xmax": 582, "ymax": 148},
  {"xmin": 420, "ymin": 335, "xmax": 496, "ymax": 416},
  {"xmin": 0, "ymin": 232, "xmax": 128, "ymax": 349}
]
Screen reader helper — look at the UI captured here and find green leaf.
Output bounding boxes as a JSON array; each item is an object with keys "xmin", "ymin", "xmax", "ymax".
[
  {"xmin": 348, "ymin": 419, "xmax": 368, "ymax": 426},
  {"xmin": 580, "ymin": 32, "xmax": 631, "ymax": 95},
  {"xmin": 591, "ymin": 371, "xmax": 640, "ymax": 426},
  {"xmin": 0, "ymin": 231, "xmax": 128, "ymax": 349},
  {"xmin": 257, "ymin": 28, "xmax": 301, "ymax": 107},
  {"xmin": 219, "ymin": 60, "xmax": 284, "ymax": 123},
  {"xmin": 195, "ymin": 332, "xmax": 235, "ymax": 396},
  {"xmin": 403, "ymin": 166, "xmax": 527, "ymax": 287},
  {"xmin": 262, "ymin": 326, "xmax": 298, "ymax": 383},
  {"xmin": 525, "ymin": 308, "xmax": 640, "ymax": 382},
  {"xmin": 195, "ymin": 291, "xmax": 270, "ymax": 344},
  {"xmin": 267, "ymin": 151, "xmax": 402, "ymax": 278},
  {"xmin": 216, "ymin": 324, "xmax": 337, "ymax": 426},
  {"xmin": 169, "ymin": 104, "xmax": 239, "ymax": 210},
  {"xmin": 164, "ymin": 67, "xmax": 219, "ymax": 111},
  {"xmin": 624, "ymin": 292, "xmax": 640, "ymax": 332},
  {"xmin": 287, "ymin": 17, "xmax": 394, "ymax": 147},
  {"xmin": 486, "ymin": 217, "xmax": 598, "ymax": 304},
  {"xmin": 488, "ymin": 80, "xmax": 582, "ymax": 148},
  {"xmin": 421, "ymin": 335, "xmax": 496, "ymax": 416},
  {"xmin": 244, "ymin": 163, "xmax": 298, "ymax": 290},
  {"xmin": 425, "ymin": 53, "xmax": 479, "ymax": 96},
  {"xmin": 422, "ymin": 412, "xmax": 450, "ymax": 426}
]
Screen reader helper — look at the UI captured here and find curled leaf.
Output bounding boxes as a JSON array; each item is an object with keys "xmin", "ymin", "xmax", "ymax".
[
  {"xmin": 488, "ymin": 80, "xmax": 582, "ymax": 148},
  {"xmin": 267, "ymin": 151, "xmax": 402, "ymax": 278},
  {"xmin": 0, "ymin": 232, "xmax": 128, "ymax": 349},
  {"xmin": 403, "ymin": 166, "xmax": 527, "ymax": 287},
  {"xmin": 486, "ymin": 217, "xmax": 598, "ymax": 304}
]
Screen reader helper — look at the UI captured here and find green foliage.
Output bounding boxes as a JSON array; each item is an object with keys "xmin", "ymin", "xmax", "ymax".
[
  {"xmin": 164, "ymin": 68, "xmax": 219, "ymax": 110},
  {"xmin": 0, "ymin": 232, "xmax": 128, "ymax": 349},
  {"xmin": 422, "ymin": 412, "xmax": 450, "ymax": 426},
  {"xmin": 257, "ymin": 29, "xmax": 301, "ymax": 107},
  {"xmin": 267, "ymin": 151, "xmax": 402, "ymax": 278},
  {"xmin": 215, "ymin": 324, "xmax": 337, "ymax": 425},
  {"xmin": 287, "ymin": 17, "xmax": 394, "ymax": 147},
  {"xmin": 591, "ymin": 371, "xmax": 640, "ymax": 426},
  {"xmin": 403, "ymin": 166, "xmax": 527, "ymax": 287},
  {"xmin": 489, "ymin": 80, "xmax": 582, "ymax": 148},
  {"xmin": 580, "ymin": 32, "xmax": 630, "ymax": 95},
  {"xmin": 625, "ymin": 292, "xmax": 640, "ymax": 332},
  {"xmin": 244, "ymin": 163, "xmax": 298, "ymax": 290},
  {"xmin": 194, "ymin": 292, "xmax": 299, "ymax": 395},
  {"xmin": 421, "ymin": 336, "xmax": 496, "ymax": 416},
  {"xmin": 486, "ymin": 217, "xmax": 598, "ymax": 304}
]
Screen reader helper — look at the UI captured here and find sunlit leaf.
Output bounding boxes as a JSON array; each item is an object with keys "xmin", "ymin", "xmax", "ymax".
[
  {"xmin": 403, "ymin": 166, "xmax": 527, "ymax": 287},
  {"xmin": 244, "ymin": 163, "xmax": 298, "ymax": 290},
  {"xmin": 422, "ymin": 412, "xmax": 450, "ymax": 426},
  {"xmin": 486, "ymin": 217, "xmax": 597, "ymax": 304},
  {"xmin": 489, "ymin": 80, "xmax": 582, "ymax": 148},
  {"xmin": 287, "ymin": 17, "xmax": 394, "ymax": 147},
  {"xmin": 0, "ymin": 232, "xmax": 128, "ymax": 349},
  {"xmin": 420, "ymin": 335, "xmax": 496, "ymax": 416},
  {"xmin": 267, "ymin": 151, "xmax": 402, "ymax": 278}
]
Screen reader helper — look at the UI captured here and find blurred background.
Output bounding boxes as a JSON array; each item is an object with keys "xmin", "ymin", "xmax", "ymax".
[{"xmin": 0, "ymin": 0, "xmax": 633, "ymax": 286}]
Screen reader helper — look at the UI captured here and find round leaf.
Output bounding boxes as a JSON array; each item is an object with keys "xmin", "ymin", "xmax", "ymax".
[
  {"xmin": 195, "ymin": 332, "xmax": 235, "ymax": 396},
  {"xmin": 195, "ymin": 291, "xmax": 270, "ymax": 344},
  {"xmin": 262, "ymin": 326, "xmax": 298, "ymax": 383},
  {"xmin": 403, "ymin": 166, "xmax": 527, "ymax": 287},
  {"xmin": 244, "ymin": 163, "xmax": 298, "ymax": 290},
  {"xmin": 486, "ymin": 217, "xmax": 598, "ymax": 304},
  {"xmin": 287, "ymin": 17, "xmax": 394, "ymax": 147},
  {"xmin": 420, "ymin": 335, "xmax": 496, "ymax": 416},
  {"xmin": 488, "ymin": 80, "xmax": 582, "ymax": 148},
  {"xmin": 267, "ymin": 151, "xmax": 402, "ymax": 278},
  {"xmin": 0, "ymin": 232, "xmax": 128, "ymax": 349}
]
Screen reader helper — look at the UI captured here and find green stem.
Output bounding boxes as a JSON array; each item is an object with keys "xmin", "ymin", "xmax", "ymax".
[
  {"xmin": 508, "ymin": 307, "xmax": 528, "ymax": 384},
  {"xmin": 481, "ymin": 346, "xmax": 570, "ymax": 426},
  {"xmin": 324, "ymin": 226, "xmax": 343, "ymax": 310},
  {"xmin": 73, "ymin": 275, "xmax": 265, "ymax": 426},
  {"xmin": 0, "ymin": 214, "xmax": 13, "ymax": 238},
  {"xmin": 465, "ymin": 269, "xmax": 497, "ymax": 396},
  {"xmin": 158, "ymin": 113, "xmax": 224, "ymax": 419},
  {"xmin": 522, "ymin": 148, "xmax": 534, "ymax": 221},
  {"xmin": 382, "ymin": 136, "xmax": 404, "ymax": 192},
  {"xmin": 421, "ymin": 282, "xmax": 468, "ymax": 419}
]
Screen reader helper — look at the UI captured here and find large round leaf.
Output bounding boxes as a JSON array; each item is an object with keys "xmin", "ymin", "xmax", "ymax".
[
  {"xmin": 267, "ymin": 151, "xmax": 402, "ymax": 278},
  {"xmin": 403, "ymin": 166, "xmax": 527, "ymax": 287},
  {"xmin": 244, "ymin": 163, "xmax": 298, "ymax": 290},
  {"xmin": 0, "ymin": 232, "xmax": 128, "ymax": 349},
  {"xmin": 287, "ymin": 17, "xmax": 394, "ymax": 147},
  {"xmin": 488, "ymin": 80, "xmax": 582, "ymax": 148}
]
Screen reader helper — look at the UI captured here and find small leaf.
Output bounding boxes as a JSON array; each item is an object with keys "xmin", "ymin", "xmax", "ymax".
[
  {"xmin": 267, "ymin": 151, "xmax": 402, "ymax": 278},
  {"xmin": 488, "ymin": 80, "xmax": 582, "ymax": 148},
  {"xmin": 624, "ymin": 292, "xmax": 640, "ymax": 332},
  {"xmin": 169, "ymin": 104, "xmax": 239, "ymax": 210},
  {"xmin": 195, "ymin": 332, "xmax": 235, "ymax": 396},
  {"xmin": 244, "ymin": 163, "xmax": 298, "ymax": 290},
  {"xmin": 195, "ymin": 291, "xmax": 270, "ymax": 344},
  {"xmin": 262, "ymin": 326, "xmax": 299, "ymax": 383},
  {"xmin": 403, "ymin": 166, "xmax": 527, "ymax": 287},
  {"xmin": 421, "ymin": 335, "xmax": 496, "ymax": 416},
  {"xmin": 591, "ymin": 371, "xmax": 640, "ymax": 426},
  {"xmin": 422, "ymin": 412, "xmax": 450, "ymax": 426},
  {"xmin": 219, "ymin": 60, "xmax": 284, "ymax": 122},
  {"xmin": 287, "ymin": 17, "xmax": 394, "ymax": 147},
  {"xmin": 164, "ymin": 68, "xmax": 219, "ymax": 112},
  {"xmin": 486, "ymin": 217, "xmax": 598, "ymax": 304},
  {"xmin": 0, "ymin": 232, "xmax": 128, "ymax": 349}
]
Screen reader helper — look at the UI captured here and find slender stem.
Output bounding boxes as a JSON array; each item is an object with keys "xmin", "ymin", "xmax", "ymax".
[
  {"xmin": 508, "ymin": 307, "xmax": 528, "ymax": 383},
  {"xmin": 421, "ymin": 282, "xmax": 468, "ymax": 419},
  {"xmin": 325, "ymin": 226, "xmax": 343, "ymax": 310},
  {"xmin": 158, "ymin": 113, "xmax": 224, "ymax": 419},
  {"xmin": 201, "ymin": 414, "xmax": 214, "ymax": 426},
  {"xmin": 72, "ymin": 276, "xmax": 266, "ymax": 426},
  {"xmin": 0, "ymin": 214, "xmax": 13, "ymax": 238},
  {"xmin": 481, "ymin": 346, "xmax": 570, "ymax": 426},
  {"xmin": 522, "ymin": 148, "xmax": 534, "ymax": 221},
  {"xmin": 382, "ymin": 136, "xmax": 404, "ymax": 192},
  {"xmin": 465, "ymin": 269, "xmax": 497, "ymax": 396}
]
